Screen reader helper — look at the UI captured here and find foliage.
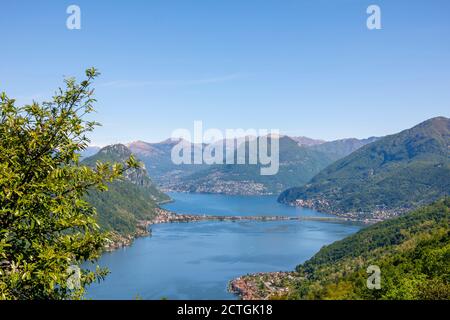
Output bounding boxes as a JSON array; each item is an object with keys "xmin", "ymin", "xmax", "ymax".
[
  {"xmin": 0, "ymin": 68, "xmax": 139, "ymax": 299},
  {"xmin": 279, "ymin": 117, "xmax": 450, "ymax": 215},
  {"xmin": 82, "ymin": 144, "xmax": 170, "ymax": 235},
  {"xmin": 284, "ymin": 199, "xmax": 450, "ymax": 300}
]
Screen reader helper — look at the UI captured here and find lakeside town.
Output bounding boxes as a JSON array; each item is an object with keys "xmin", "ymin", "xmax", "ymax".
[
  {"xmin": 229, "ymin": 272, "xmax": 302, "ymax": 300},
  {"xmin": 292, "ymin": 199, "xmax": 407, "ymax": 221}
]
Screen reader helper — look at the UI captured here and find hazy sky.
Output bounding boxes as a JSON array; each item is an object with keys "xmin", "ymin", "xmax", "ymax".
[{"xmin": 1, "ymin": 0, "xmax": 449, "ymax": 146}]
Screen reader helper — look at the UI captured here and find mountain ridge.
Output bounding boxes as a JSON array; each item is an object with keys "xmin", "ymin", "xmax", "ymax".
[
  {"xmin": 278, "ymin": 116, "xmax": 450, "ymax": 218},
  {"xmin": 82, "ymin": 144, "xmax": 170, "ymax": 238},
  {"xmin": 128, "ymin": 135, "xmax": 379, "ymax": 195}
]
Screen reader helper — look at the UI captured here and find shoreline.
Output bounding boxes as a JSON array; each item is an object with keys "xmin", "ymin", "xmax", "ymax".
[
  {"xmin": 102, "ymin": 204, "xmax": 380, "ymax": 296},
  {"xmin": 103, "ymin": 220, "xmax": 153, "ymax": 252},
  {"xmin": 149, "ymin": 208, "xmax": 374, "ymax": 224},
  {"xmin": 103, "ymin": 206, "xmax": 374, "ymax": 252},
  {"xmin": 228, "ymin": 272, "xmax": 302, "ymax": 300},
  {"xmin": 284, "ymin": 198, "xmax": 409, "ymax": 221},
  {"xmin": 158, "ymin": 190, "xmax": 397, "ymax": 222},
  {"xmin": 101, "ymin": 205, "xmax": 376, "ymax": 298}
]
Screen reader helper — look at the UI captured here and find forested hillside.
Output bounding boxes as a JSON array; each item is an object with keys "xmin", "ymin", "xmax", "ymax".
[
  {"xmin": 279, "ymin": 117, "xmax": 450, "ymax": 218},
  {"xmin": 83, "ymin": 144, "xmax": 170, "ymax": 236},
  {"xmin": 287, "ymin": 198, "xmax": 450, "ymax": 299},
  {"xmin": 233, "ymin": 199, "xmax": 449, "ymax": 300}
]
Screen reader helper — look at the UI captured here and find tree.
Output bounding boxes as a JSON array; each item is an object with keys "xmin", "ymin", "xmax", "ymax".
[{"xmin": 0, "ymin": 68, "xmax": 140, "ymax": 299}]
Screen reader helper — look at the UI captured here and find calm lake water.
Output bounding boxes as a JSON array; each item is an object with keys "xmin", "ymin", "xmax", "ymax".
[{"xmin": 86, "ymin": 192, "xmax": 361, "ymax": 300}]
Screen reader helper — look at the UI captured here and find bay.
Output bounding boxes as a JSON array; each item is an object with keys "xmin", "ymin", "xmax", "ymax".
[{"xmin": 86, "ymin": 192, "xmax": 361, "ymax": 299}]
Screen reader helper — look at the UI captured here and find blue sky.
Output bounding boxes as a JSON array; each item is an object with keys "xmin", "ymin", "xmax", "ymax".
[{"xmin": 1, "ymin": 0, "xmax": 449, "ymax": 145}]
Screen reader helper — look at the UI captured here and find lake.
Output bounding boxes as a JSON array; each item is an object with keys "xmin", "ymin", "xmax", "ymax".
[{"xmin": 86, "ymin": 192, "xmax": 361, "ymax": 299}]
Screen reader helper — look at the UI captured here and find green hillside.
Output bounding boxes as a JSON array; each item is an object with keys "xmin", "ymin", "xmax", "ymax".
[
  {"xmin": 172, "ymin": 136, "xmax": 336, "ymax": 194},
  {"xmin": 278, "ymin": 117, "xmax": 450, "ymax": 217},
  {"xmin": 309, "ymin": 137, "xmax": 379, "ymax": 161},
  {"xmin": 82, "ymin": 144, "xmax": 170, "ymax": 235},
  {"xmin": 285, "ymin": 198, "xmax": 450, "ymax": 299},
  {"xmin": 127, "ymin": 139, "xmax": 208, "ymax": 186},
  {"xmin": 129, "ymin": 135, "xmax": 377, "ymax": 195}
]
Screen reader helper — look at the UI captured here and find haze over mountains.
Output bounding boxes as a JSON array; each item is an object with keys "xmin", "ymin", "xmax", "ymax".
[
  {"xmin": 81, "ymin": 116, "xmax": 449, "ymax": 219},
  {"xmin": 290, "ymin": 136, "xmax": 326, "ymax": 147},
  {"xmin": 308, "ymin": 137, "xmax": 379, "ymax": 160},
  {"xmin": 164, "ymin": 136, "xmax": 331, "ymax": 195},
  {"xmin": 125, "ymin": 134, "xmax": 379, "ymax": 195},
  {"xmin": 77, "ymin": 116, "xmax": 449, "ymax": 240},
  {"xmin": 79, "ymin": 146, "xmax": 101, "ymax": 160},
  {"xmin": 127, "ymin": 139, "xmax": 208, "ymax": 187},
  {"xmin": 278, "ymin": 117, "xmax": 450, "ymax": 218}
]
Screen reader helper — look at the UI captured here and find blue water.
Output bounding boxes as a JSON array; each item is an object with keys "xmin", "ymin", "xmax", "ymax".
[
  {"xmin": 86, "ymin": 193, "xmax": 361, "ymax": 300},
  {"xmin": 162, "ymin": 192, "xmax": 330, "ymax": 217}
]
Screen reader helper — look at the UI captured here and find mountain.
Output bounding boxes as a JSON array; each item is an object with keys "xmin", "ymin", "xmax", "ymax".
[
  {"xmin": 170, "ymin": 136, "xmax": 336, "ymax": 195},
  {"xmin": 129, "ymin": 135, "xmax": 380, "ymax": 195},
  {"xmin": 168, "ymin": 135, "xmax": 380, "ymax": 195},
  {"xmin": 236, "ymin": 199, "xmax": 449, "ymax": 300},
  {"xmin": 309, "ymin": 137, "xmax": 379, "ymax": 161},
  {"xmin": 82, "ymin": 144, "xmax": 170, "ymax": 236},
  {"xmin": 127, "ymin": 139, "xmax": 207, "ymax": 188},
  {"xmin": 290, "ymin": 136, "xmax": 326, "ymax": 147},
  {"xmin": 78, "ymin": 146, "xmax": 100, "ymax": 160},
  {"xmin": 289, "ymin": 198, "xmax": 450, "ymax": 299},
  {"xmin": 278, "ymin": 117, "xmax": 450, "ymax": 218}
]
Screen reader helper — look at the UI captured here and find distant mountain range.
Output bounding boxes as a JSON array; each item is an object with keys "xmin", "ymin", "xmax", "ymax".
[
  {"xmin": 168, "ymin": 136, "xmax": 333, "ymax": 195},
  {"xmin": 290, "ymin": 136, "xmax": 326, "ymax": 147},
  {"xmin": 308, "ymin": 137, "xmax": 379, "ymax": 160},
  {"xmin": 79, "ymin": 146, "xmax": 101, "ymax": 160},
  {"xmin": 126, "ymin": 135, "xmax": 378, "ymax": 195},
  {"xmin": 80, "ymin": 116, "xmax": 449, "ymax": 221},
  {"xmin": 82, "ymin": 144, "xmax": 170, "ymax": 237},
  {"xmin": 278, "ymin": 117, "xmax": 450, "ymax": 218},
  {"xmin": 127, "ymin": 139, "xmax": 208, "ymax": 187}
]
